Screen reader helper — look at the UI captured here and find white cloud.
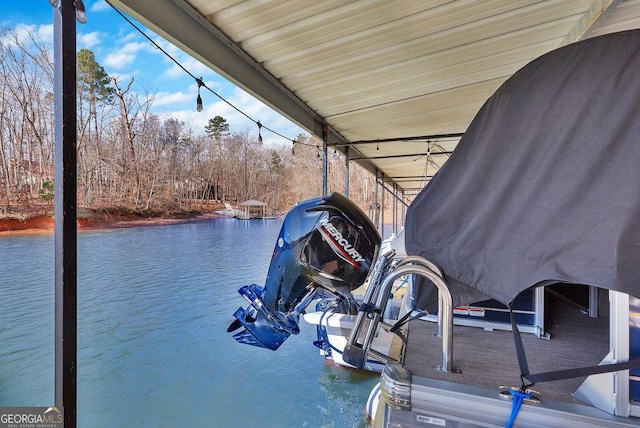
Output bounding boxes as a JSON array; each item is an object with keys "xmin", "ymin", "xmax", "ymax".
[
  {"xmin": 119, "ymin": 31, "xmax": 140, "ymax": 44},
  {"xmin": 162, "ymin": 54, "xmax": 213, "ymax": 80},
  {"xmin": 154, "ymin": 37, "xmax": 183, "ymax": 58},
  {"xmin": 3, "ymin": 23, "xmax": 52, "ymax": 47},
  {"xmin": 149, "ymin": 37, "xmax": 214, "ymax": 81},
  {"xmin": 98, "ymin": 34, "xmax": 303, "ymax": 143},
  {"xmin": 153, "ymin": 86, "xmax": 304, "ymax": 145},
  {"xmin": 104, "ymin": 51, "xmax": 135, "ymax": 69},
  {"xmin": 225, "ymin": 89, "xmax": 292, "ymax": 131},
  {"xmin": 153, "ymin": 91, "xmax": 191, "ymax": 107},
  {"xmin": 37, "ymin": 24, "xmax": 53, "ymax": 44},
  {"xmin": 90, "ymin": 0, "xmax": 111, "ymax": 12},
  {"xmin": 11, "ymin": 23, "xmax": 36, "ymax": 39},
  {"xmin": 78, "ymin": 31, "xmax": 102, "ymax": 49},
  {"xmin": 103, "ymin": 41, "xmax": 149, "ymax": 69},
  {"xmin": 121, "ymin": 41, "xmax": 150, "ymax": 54}
]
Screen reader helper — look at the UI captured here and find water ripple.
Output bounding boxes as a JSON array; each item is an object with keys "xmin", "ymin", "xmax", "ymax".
[{"xmin": 1, "ymin": 219, "xmax": 378, "ymax": 426}]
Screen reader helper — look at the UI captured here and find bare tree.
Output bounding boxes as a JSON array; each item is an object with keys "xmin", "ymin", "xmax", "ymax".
[
  {"xmin": 0, "ymin": 24, "xmax": 378, "ymax": 220},
  {"xmin": 0, "ymin": 26, "xmax": 54, "ymax": 211},
  {"xmin": 111, "ymin": 76, "xmax": 156, "ymax": 207}
]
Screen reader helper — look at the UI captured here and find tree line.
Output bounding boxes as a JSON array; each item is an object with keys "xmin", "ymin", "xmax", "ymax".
[{"xmin": 0, "ymin": 26, "xmax": 377, "ymax": 217}]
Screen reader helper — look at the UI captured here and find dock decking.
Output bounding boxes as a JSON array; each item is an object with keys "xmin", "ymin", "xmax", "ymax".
[{"xmin": 402, "ymin": 293, "xmax": 609, "ymax": 405}]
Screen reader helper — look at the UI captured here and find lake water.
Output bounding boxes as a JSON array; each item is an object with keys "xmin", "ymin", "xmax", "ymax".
[{"xmin": 0, "ymin": 218, "xmax": 379, "ymax": 427}]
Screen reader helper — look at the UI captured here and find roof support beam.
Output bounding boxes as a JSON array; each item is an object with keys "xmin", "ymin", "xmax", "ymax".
[
  {"xmin": 108, "ymin": 0, "xmax": 343, "ymax": 146},
  {"xmin": 349, "ymin": 151, "xmax": 452, "ymax": 161},
  {"xmin": 347, "ymin": 133, "xmax": 464, "ymax": 145},
  {"xmin": 322, "ymin": 125, "xmax": 328, "ymax": 196},
  {"xmin": 108, "ymin": 0, "xmax": 380, "ymax": 181},
  {"xmin": 562, "ymin": 0, "xmax": 619, "ymax": 44}
]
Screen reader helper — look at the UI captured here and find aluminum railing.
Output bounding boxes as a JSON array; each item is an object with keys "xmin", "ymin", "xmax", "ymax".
[{"xmin": 342, "ymin": 254, "xmax": 454, "ymax": 372}]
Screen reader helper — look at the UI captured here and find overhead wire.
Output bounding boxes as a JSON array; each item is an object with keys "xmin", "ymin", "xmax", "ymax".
[{"xmin": 105, "ymin": 1, "xmax": 319, "ymax": 147}]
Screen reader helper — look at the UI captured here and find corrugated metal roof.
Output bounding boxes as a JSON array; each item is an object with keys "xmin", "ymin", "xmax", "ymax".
[{"xmin": 109, "ymin": 0, "xmax": 640, "ymax": 196}]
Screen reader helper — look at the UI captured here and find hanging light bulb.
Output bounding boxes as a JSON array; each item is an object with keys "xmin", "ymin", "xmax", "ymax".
[
  {"xmin": 196, "ymin": 77, "xmax": 204, "ymax": 112},
  {"xmin": 196, "ymin": 94, "xmax": 203, "ymax": 112},
  {"xmin": 74, "ymin": 0, "xmax": 87, "ymax": 24},
  {"xmin": 257, "ymin": 121, "xmax": 263, "ymax": 144}
]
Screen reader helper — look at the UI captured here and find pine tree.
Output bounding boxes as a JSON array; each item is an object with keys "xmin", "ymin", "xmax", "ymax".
[
  {"xmin": 204, "ymin": 116, "xmax": 229, "ymax": 139},
  {"xmin": 76, "ymin": 49, "xmax": 114, "ymax": 203}
]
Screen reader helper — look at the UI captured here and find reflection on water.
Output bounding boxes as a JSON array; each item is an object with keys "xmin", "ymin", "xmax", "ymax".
[
  {"xmin": 317, "ymin": 364, "xmax": 379, "ymax": 428},
  {"xmin": 0, "ymin": 218, "xmax": 378, "ymax": 427}
]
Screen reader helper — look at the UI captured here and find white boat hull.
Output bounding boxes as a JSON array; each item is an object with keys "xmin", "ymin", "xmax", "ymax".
[{"xmin": 303, "ymin": 299, "xmax": 405, "ymax": 372}]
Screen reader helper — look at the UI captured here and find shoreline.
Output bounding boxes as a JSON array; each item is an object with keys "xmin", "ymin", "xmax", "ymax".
[{"xmin": 0, "ymin": 212, "xmax": 225, "ymax": 237}]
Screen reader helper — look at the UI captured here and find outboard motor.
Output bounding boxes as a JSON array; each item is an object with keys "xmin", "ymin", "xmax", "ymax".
[{"xmin": 228, "ymin": 193, "xmax": 381, "ymax": 350}]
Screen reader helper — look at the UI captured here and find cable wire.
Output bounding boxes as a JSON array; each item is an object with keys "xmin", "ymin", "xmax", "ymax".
[{"xmin": 106, "ymin": 0, "xmax": 303, "ymax": 145}]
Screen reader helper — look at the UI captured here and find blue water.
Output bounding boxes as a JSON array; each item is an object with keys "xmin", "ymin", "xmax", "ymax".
[{"xmin": 0, "ymin": 218, "xmax": 378, "ymax": 427}]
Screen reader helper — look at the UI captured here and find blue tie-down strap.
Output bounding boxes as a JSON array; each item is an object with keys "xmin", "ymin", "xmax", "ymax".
[
  {"xmin": 229, "ymin": 283, "xmax": 299, "ymax": 350},
  {"xmin": 506, "ymin": 389, "xmax": 531, "ymax": 428}
]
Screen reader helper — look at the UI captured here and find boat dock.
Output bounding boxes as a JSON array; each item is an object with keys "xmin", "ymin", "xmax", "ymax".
[
  {"xmin": 237, "ymin": 199, "xmax": 275, "ymax": 220},
  {"xmin": 402, "ymin": 294, "xmax": 608, "ymax": 405},
  {"xmin": 52, "ymin": 2, "xmax": 640, "ymax": 426},
  {"xmin": 373, "ymin": 288, "xmax": 640, "ymax": 427}
]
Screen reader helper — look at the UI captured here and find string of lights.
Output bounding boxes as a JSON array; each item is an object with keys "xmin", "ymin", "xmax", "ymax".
[{"xmin": 105, "ymin": 1, "xmax": 321, "ymax": 150}]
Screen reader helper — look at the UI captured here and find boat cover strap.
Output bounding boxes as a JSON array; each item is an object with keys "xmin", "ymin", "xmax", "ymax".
[
  {"xmin": 389, "ymin": 310, "xmax": 427, "ymax": 333},
  {"xmin": 526, "ymin": 359, "xmax": 640, "ymax": 384},
  {"xmin": 358, "ymin": 302, "xmax": 382, "ymax": 315},
  {"xmin": 508, "ymin": 305, "xmax": 640, "ymax": 388},
  {"xmin": 508, "ymin": 305, "xmax": 532, "ymax": 389}
]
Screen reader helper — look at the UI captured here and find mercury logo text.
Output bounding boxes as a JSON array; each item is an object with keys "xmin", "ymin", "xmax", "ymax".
[{"xmin": 318, "ymin": 218, "xmax": 366, "ymax": 267}]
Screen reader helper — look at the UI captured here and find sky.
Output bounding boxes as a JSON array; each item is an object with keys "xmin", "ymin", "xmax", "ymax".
[{"xmin": 0, "ymin": 0, "xmax": 305, "ymax": 146}]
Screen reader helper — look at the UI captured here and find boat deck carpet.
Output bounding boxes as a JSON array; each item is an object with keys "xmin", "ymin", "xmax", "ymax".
[{"xmin": 402, "ymin": 292, "xmax": 609, "ymax": 404}]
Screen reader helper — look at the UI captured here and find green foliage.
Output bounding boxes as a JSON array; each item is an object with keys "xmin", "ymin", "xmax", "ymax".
[
  {"xmin": 39, "ymin": 180, "xmax": 54, "ymax": 202},
  {"xmin": 77, "ymin": 49, "xmax": 114, "ymax": 104},
  {"xmin": 270, "ymin": 150, "xmax": 283, "ymax": 172},
  {"xmin": 204, "ymin": 116, "xmax": 230, "ymax": 139}
]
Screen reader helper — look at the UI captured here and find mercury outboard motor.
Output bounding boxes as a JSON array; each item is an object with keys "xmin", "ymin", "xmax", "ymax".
[{"xmin": 228, "ymin": 193, "xmax": 381, "ymax": 350}]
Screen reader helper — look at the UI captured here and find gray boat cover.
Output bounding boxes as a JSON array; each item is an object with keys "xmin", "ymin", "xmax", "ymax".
[{"xmin": 406, "ymin": 30, "xmax": 640, "ymax": 307}]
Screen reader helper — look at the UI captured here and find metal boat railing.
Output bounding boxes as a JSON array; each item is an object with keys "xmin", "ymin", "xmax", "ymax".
[
  {"xmin": 396, "ymin": 257, "xmax": 446, "ymax": 338},
  {"xmin": 342, "ymin": 254, "xmax": 454, "ymax": 372}
]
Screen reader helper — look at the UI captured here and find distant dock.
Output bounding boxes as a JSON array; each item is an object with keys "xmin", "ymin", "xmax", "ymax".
[{"xmin": 237, "ymin": 199, "xmax": 275, "ymax": 219}]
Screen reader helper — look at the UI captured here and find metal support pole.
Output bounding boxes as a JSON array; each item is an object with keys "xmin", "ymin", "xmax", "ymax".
[
  {"xmin": 378, "ymin": 180, "xmax": 410, "ymax": 209},
  {"xmin": 54, "ymin": 2, "xmax": 78, "ymax": 426},
  {"xmin": 373, "ymin": 169, "xmax": 380, "ymax": 227},
  {"xmin": 610, "ymin": 291, "xmax": 630, "ymax": 416},
  {"xmin": 344, "ymin": 147, "xmax": 350, "ymax": 198},
  {"xmin": 380, "ymin": 177, "xmax": 385, "ymax": 239},
  {"xmin": 401, "ymin": 190, "xmax": 406, "ymax": 229},
  {"xmin": 393, "ymin": 183, "xmax": 398, "ymax": 235},
  {"xmin": 322, "ymin": 124, "xmax": 328, "ymax": 196}
]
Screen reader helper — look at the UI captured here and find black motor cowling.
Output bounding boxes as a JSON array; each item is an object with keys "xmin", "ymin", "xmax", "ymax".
[{"xmin": 228, "ymin": 193, "xmax": 381, "ymax": 350}]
